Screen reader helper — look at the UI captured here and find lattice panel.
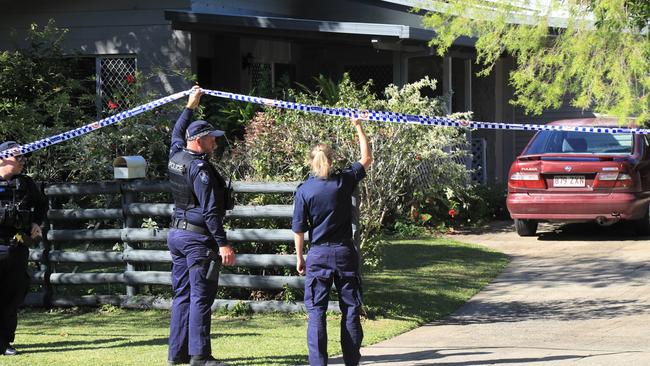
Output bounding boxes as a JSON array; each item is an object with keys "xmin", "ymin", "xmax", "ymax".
[
  {"xmin": 414, "ymin": 138, "xmax": 487, "ymax": 188},
  {"xmin": 98, "ymin": 57, "xmax": 137, "ymax": 117},
  {"xmin": 471, "ymin": 138, "xmax": 487, "ymax": 184},
  {"xmin": 414, "ymin": 144, "xmax": 466, "ymax": 189},
  {"xmin": 250, "ymin": 62, "xmax": 272, "ymax": 92}
]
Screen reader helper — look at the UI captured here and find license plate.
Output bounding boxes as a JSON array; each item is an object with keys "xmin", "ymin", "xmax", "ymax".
[{"xmin": 553, "ymin": 175, "xmax": 585, "ymax": 187}]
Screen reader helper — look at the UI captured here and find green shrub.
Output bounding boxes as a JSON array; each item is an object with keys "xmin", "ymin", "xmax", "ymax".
[
  {"xmin": 411, "ymin": 184, "xmax": 508, "ymax": 227},
  {"xmin": 449, "ymin": 184, "xmax": 509, "ymax": 224},
  {"xmin": 1, "ymin": 21, "xmax": 91, "ymax": 181},
  {"xmin": 222, "ymin": 75, "xmax": 470, "ymax": 267},
  {"xmin": 228, "ymin": 300, "xmax": 253, "ymax": 317},
  {"xmin": 391, "ymin": 221, "xmax": 430, "ymax": 239}
]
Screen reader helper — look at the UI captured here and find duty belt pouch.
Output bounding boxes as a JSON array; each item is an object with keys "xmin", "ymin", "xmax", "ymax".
[
  {"xmin": 224, "ymin": 177, "xmax": 235, "ymax": 211},
  {"xmin": 224, "ymin": 185, "xmax": 235, "ymax": 210},
  {"xmin": 206, "ymin": 249, "xmax": 222, "ymax": 283}
]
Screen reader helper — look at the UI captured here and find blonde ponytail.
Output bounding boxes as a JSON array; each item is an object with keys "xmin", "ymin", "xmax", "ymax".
[{"xmin": 310, "ymin": 144, "xmax": 333, "ymax": 178}]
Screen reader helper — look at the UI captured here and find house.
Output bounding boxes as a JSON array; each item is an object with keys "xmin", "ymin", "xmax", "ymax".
[{"xmin": 0, "ymin": 0, "xmax": 594, "ymax": 185}]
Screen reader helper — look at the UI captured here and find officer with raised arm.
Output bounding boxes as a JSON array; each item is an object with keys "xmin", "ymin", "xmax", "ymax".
[
  {"xmin": 0, "ymin": 141, "xmax": 47, "ymax": 357},
  {"xmin": 167, "ymin": 86, "xmax": 235, "ymax": 366},
  {"xmin": 293, "ymin": 117, "xmax": 373, "ymax": 366}
]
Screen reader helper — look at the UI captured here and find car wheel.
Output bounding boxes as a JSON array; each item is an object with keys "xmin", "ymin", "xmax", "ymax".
[
  {"xmin": 514, "ymin": 219, "xmax": 538, "ymax": 236},
  {"xmin": 633, "ymin": 205, "xmax": 650, "ymax": 236}
]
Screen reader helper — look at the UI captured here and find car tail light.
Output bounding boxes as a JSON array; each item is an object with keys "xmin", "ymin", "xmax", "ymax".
[
  {"xmin": 509, "ymin": 171, "xmax": 546, "ymax": 189},
  {"xmin": 594, "ymin": 172, "xmax": 635, "ymax": 189}
]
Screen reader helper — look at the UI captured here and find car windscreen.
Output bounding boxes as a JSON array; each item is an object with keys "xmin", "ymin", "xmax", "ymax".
[{"xmin": 524, "ymin": 130, "xmax": 634, "ymax": 155}]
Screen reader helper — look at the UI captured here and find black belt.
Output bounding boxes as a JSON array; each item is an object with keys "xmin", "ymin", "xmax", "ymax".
[
  {"xmin": 171, "ymin": 218, "xmax": 209, "ymax": 235},
  {"xmin": 312, "ymin": 240, "xmax": 353, "ymax": 247}
]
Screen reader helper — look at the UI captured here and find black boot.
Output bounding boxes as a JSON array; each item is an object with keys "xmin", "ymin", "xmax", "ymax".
[
  {"xmin": 189, "ymin": 355, "xmax": 228, "ymax": 366},
  {"xmin": 4, "ymin": 344, "xmax": 17, "ymax": 356},
  {"xmin": 167, "ymin": 355, "xmax": 190, "ymax": 365}
]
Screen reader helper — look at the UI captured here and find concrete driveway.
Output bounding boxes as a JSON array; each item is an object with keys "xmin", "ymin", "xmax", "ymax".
[{"xmin": 332, "ymin": 221, "xmax": 650, "ymax": 365}]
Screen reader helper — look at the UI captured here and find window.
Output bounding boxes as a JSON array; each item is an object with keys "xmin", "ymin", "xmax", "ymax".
[
  {"xmin": 60, "ymin": 55, "xmax": 137, "ymax": 118},
  {"xmin": 525, "ymin": 131, "xmax": 634, "ymax": 155},
  {"xmin": 249, "ymin": 62, "xmax": 296, "ymax": 94},
  {"xmin": 346, "ymin": 64, "xmax": 392, "ymax": 94}
]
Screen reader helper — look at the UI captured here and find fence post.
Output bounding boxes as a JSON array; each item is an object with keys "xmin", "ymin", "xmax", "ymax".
[{"xmin": 121, "ymin": 182, "xmax": 138, "ymax": 296}]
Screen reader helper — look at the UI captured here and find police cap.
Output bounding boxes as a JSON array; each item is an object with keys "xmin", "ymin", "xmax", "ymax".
[{"xmin": 185, "ymin": 120, "xmax": 225, "ymax": 141}]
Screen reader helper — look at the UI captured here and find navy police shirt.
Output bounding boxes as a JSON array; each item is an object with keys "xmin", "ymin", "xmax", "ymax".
[
  {"xmin": 291, "ymin": 162, "xmax": 366, "ymax": 245},
  {"xmin": 169, "ymin": 108, "xmax": 228, "ymax": 247}
]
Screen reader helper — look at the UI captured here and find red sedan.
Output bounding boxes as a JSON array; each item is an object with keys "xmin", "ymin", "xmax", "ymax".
[{"xmin": 506, "ymin": 118, "xmax": 650, "ymax": 236}]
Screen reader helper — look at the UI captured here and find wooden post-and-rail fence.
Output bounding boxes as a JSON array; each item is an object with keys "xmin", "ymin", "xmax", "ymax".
[{"xmin": 24, "ymin": 180, "xmax": 360, "ymax": 313}]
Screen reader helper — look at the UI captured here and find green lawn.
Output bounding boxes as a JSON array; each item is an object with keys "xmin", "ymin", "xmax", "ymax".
[{"xmin": 6, "ymin": 238, "xmax": 508, "ymax": 366}]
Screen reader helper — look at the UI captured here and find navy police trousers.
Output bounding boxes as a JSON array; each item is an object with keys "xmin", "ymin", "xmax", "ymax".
[
  {"xmin": 305, "ymin": 243, "xmax": 363, "ymax": 366},
  {"xmin": 167, "ymin": 229, "xmax": 219, "ymax": 361},
  {"xmin": 0, "ymin": 244, "xmax": 29, "ymax": 354}
]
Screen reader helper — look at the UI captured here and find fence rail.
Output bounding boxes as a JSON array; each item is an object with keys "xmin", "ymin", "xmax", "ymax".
[
  {"xmin": 31, "ymin": 271, "xmax": 305, "ymax": 288},
  {"xmin": 44, "ymin": 181, "xmax": 301, "ymax": 195},
  {"xmin": 27, "ymin": 179, "xmax": 353, "ymax": 313},
  {"xmin": 47, "ymin": 204, "xmax": 294, "ymax": 220},
  {"xmin": 30, "ymin": 249, "xmax": 297, "ymax": 266},
  {"xmin": 46, "ymin": 228, "xmax": 304, "ymax": 242}
]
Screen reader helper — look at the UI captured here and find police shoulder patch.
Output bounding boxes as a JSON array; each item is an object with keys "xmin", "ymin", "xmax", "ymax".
[{"xmin": 199, "ymin": 170, "xmax": 210, "ymax": 184}]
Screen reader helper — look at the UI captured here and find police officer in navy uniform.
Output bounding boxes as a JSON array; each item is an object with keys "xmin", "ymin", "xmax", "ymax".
[
  {"xmin": 0, "ymin": 141, "xmax": 47, "ymax": 357},
  {"xmin": 292, "ymin": 117, "xmax": 373, "ymax": 366},
  {"xmin": 167, "ymin": 87, "xmax": 235, "ymax": 366}
]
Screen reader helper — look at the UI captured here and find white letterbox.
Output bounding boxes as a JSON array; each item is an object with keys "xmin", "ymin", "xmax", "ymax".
[{"xmin": 113, "ymin": 156, "xmax": 147, "ymax": 180}]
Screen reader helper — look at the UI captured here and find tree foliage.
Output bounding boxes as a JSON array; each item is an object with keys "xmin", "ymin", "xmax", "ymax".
[{"xmin": 421, "ymin": 0, "xmax": 650, "ymax": 123}]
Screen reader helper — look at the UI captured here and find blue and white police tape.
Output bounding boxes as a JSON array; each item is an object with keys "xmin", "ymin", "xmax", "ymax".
[
  {"xmin": 2, "ymin": 87, "xmax": 648, "ymax": 159},
  {"xmin": 0, "ymin": 90, "xmax": 192, "ymax": 159},
  {"xmin": 202, "ymin": 89, "xmax": 649, "ymax": 136}
]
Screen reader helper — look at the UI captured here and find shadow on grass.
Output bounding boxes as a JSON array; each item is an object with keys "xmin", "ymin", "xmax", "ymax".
[
  {"xmin": 17, "ymin": 337, "xmax": 168, "ymax": 355},
  {"xmin": 225, "ymin": 354, "xmax": 306, "ymax": 365},
  {"xmin": 379, "ymin": 242, "xmax": 506, "ymax": 271},
  {"xmin": 363, "ymin": 240, "xmax": 509, "ymax": 323},
  {"xmin": 18, "ymin": 309, "xmax": 170, "ymax": 328},
  {"xmin": 17, "ymin": 329, "xmax": 261, "ymax": 355},
  {"xmin": 19, "ymin": 337, "xmax": 130, "ymax": 350}
]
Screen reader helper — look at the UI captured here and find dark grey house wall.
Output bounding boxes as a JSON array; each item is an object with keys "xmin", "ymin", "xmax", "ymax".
[{"xmin": 0, "ymin": 0, "xmax": 193, "ymax": 93}]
